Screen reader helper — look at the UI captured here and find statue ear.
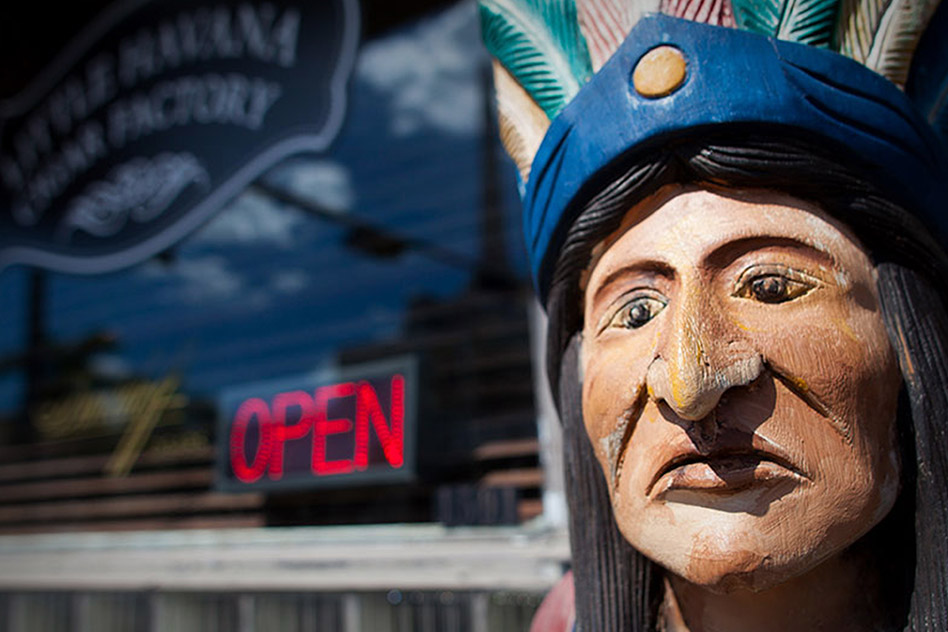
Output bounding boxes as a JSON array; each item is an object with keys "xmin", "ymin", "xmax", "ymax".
[{"xmin": 492, "ymin": 61, "xmax": 551, "ymax": 182}]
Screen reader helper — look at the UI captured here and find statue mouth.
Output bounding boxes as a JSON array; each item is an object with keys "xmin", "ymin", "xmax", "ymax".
[{"xmin": 647, "ymin": 444, "xmax": 808, "ymax": 498}]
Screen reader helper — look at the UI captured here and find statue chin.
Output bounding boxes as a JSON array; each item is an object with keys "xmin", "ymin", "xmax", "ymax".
[
  {"xmin": 579, "ymin": 187, "xmax": 902, "ymax": 597},
  {"xmin": 622, "ymin": 488, "xmax": 895, "ymax": 595}
]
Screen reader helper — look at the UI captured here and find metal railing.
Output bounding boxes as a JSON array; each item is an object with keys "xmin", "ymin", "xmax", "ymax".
[{"xmin": 0, "ymin": 590, "xmax": 542, "ymax": 632}]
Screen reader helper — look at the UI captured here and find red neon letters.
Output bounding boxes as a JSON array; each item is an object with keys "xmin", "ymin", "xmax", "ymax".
[
  {"xmin": 229, "ymin": 375, "xmax": 406, "ymax": 483},
  {"xmin": 230, "ymin": 397, "xmax": 274, "ymax": 483}
]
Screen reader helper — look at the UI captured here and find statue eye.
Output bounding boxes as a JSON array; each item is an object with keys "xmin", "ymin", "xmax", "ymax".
[
  {"xmin": 736, "ymin": 266, "xmax": 817, "ymax": 304},
  {"xmin": 609, "ymin": 293, "xmax": 667, "ymax": 330}
]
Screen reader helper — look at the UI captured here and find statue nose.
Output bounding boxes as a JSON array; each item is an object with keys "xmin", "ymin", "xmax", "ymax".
[{"xmin": 645, "ymin": 293, "xmax": 763, "ymax": 420}]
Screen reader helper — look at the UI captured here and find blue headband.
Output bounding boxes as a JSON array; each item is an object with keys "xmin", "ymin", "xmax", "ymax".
[{"xmin": 523, "ymin": 15, "xmax": 948, "ymax": 303}]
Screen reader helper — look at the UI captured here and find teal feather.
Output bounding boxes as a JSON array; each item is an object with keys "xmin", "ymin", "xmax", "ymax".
[
  {"xmin": 732, "ymin": 0, "xmax": 841, "ymax": 47},
  {"xmin": 480, "ymin": 0, "xmax": 593, "ymax": 119}
]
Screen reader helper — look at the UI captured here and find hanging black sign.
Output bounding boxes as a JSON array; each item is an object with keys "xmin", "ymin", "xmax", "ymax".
[{"xmin": 0, "ymin": 0, "xmax": 358, "ymax": 273}]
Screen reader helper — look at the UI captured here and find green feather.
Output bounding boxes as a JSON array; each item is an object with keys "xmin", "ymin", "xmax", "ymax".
[
  {"xmin": 732, "ymin": 0, "xmax": 841, "ymax": 47},
  {"xmin": 479, "ymin": 0, "xmax": 593, "ymax": 119}
]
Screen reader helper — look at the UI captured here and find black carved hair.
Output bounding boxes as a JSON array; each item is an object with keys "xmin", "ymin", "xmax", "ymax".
[{"xmin": 544, "ymin": 131, "xmax": 948, "ymax": 631}]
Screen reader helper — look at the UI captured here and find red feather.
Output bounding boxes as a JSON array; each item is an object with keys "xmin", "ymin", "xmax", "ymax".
[
  {"xmin": 661, "ymin": 0, "xmax": 736, "ymax": 26},
  {"xmin": 578, "ymin": 0, "xmax": 634, "ymax": 69}
]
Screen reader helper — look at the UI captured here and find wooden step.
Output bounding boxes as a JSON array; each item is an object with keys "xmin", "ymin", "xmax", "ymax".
[
  {"xmin": 0, "ymin": 467, "xmax": 214, "ymax": 504},
  {"xmin": 480, "ymin": 467, "xmax": 544, "ymax": 488},
  {"xmin": 0, "ymin": 514, "xmax": 265, "ymax": 535},
  {"xmin": 0, "ymin": 446, "xmax": 213, "ymax": 483},
  {"xmin": 517, "ymin": 498, "xmax": 544, "ymax": 522},
  {"xmin": 0, "ymin": 491, "xmax": 264, "ymax": 525},
  {"xmin": 473, "ymin": 438, "xmax": 539, "ymax": 461}
]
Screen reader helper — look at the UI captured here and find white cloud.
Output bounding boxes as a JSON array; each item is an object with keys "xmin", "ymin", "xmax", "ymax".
[
  {"xmin": 266, "ymin": 159, "xmax": 354, "ymax": 213},
  {"xmin": 140, "ymin": 258, "xmax": 310, "ymax": 308},
  {"xmin": 140, "ymin": 255, "xmax": 244, "ymax": 303},
  {"xmin": 89, "ymin": 354, "xmax": 133, "ymax": 380},
  {"xmin": 357, "ymin": 2, "xmax": 484, "ymax": 137},
  {"xmin": 271, "ymin": 269, "xmax": 309, "ymax": 294},
  {"xmin": 188, "ymin": 159, "xmax": 352, "ymax": 249},
  {"xmin": 191, "ymin": 188, "xmax": 305, "ymax": 247}
]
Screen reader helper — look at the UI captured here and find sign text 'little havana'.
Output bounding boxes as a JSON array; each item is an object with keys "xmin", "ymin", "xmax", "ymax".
[{"xmin": 1, "ymin": 0, "xmax": 357, "ymax": 273}]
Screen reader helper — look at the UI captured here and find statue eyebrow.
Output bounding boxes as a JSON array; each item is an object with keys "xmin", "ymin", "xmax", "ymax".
[
  {"xmin": 588, "ymin": 260, "xmax": 675, "ymax": 307},
  {"xmin": 702, "ymin": 235, "xmax": 836, "ymax": 269}
]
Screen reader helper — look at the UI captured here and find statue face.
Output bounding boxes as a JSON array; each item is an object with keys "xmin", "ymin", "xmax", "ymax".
[{"xmin": 580, "ymin": 186, "xmax": 901, "ymax": 592}]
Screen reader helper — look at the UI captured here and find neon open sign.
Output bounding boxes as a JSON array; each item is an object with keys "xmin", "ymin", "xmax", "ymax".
[{"xmin": 217, "ymin": 358, "xmax": 416, "ymax": 491}]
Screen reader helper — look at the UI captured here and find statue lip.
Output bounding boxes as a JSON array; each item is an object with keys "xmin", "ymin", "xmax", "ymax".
[{"xmin": 646, "ymin": 439, "xmax": 808, "ymax": 498}]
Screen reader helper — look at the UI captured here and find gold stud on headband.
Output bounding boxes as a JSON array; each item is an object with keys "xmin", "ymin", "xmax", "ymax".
[{"xmin": 633, "ymin": 46, "xmax": 687, "ymax": 98}]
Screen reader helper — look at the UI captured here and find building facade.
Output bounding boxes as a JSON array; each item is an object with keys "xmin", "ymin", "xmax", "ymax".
[{"xmin": 0, "ymin": 1, "xmax": 568, "ymax": 629}]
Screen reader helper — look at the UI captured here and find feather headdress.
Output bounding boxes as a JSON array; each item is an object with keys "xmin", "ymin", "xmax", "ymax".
[{"xmin": 480, "ymin": 0, "xmax": 944, "ymax": 179}]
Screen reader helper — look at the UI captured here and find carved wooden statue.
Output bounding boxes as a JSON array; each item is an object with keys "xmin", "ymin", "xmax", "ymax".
[{"xmin": 479, "ymin": 0, "xmax": 948, "ymax": 630}]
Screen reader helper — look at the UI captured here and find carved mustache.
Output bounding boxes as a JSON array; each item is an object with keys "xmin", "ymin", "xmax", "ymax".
[{"xmin": 600, "ymin": 358, "xmax": 840, "ymax": 495}]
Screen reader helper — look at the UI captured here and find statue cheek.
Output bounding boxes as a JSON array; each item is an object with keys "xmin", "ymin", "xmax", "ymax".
[
  {"xmin": 741, "ymin": 297, "xmax": 899, "ymax": 446},
  {"xmin": 581, "ymin": 339, "xmax": 655, "ymax": 472},
  {"xmin": 743, "ymin": 306, "xmax": 901, "ymax": 530}
]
